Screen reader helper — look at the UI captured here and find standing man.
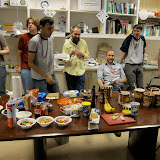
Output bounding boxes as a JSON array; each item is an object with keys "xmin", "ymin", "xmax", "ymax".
[
  {"xmin": 17, "ymin": 17, "xmax": 40, "ymax": 94},
  {"xmin": 62, "ymin": 26, "xmax": 90, "ymax": 90},
  {"xmin": 119, "ymin": 24, "xmax": 146, "ymax": 90},
  {"xmin": 28, "ymin": 17, "xmax": 60, "ymax": 93},
  {"xmin": 97, "ymin": 50, "xmax": 126, "ymax": 91},
  {"xmin": 0, "ymin": 33, "xmax": 9, "ymax": 95},
  {"xmin": 158, "ymin": 50, "xmax": 160, "ymax": 78}
]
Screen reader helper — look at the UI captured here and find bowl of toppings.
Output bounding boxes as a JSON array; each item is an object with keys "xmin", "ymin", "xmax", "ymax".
[
  {"xmin": 16, "ymin": 111, "xmax": 32, "ymax": 119},
  {"xmin": 36, "ymin": 116, "xmax": 54, "ymax": 127},
  {"xmin": 17, "ymin": 118, "xmax": 36, "ymax": 129},
  {"xmin": 54, "ymin": 116, "xmax": 72, "ymax": 127}
]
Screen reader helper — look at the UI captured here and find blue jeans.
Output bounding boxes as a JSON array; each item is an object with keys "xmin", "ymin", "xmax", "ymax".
[
  {"xmin": 65, "ymin": 72, "xmax": 85, "ymax": 91},
  {"xmin": 112, "ymin": 82, "xmax": 124, "ymax": 91},
  {"xmin": 0, "ymin": 65, "xmax": 6, "ymax": 95},
  {"xmin": 32, "ymin": 74, "xmax": 60, "ymax": 93},
  {"xmin": 21, "ymin": 69, "xmax": 33, "ymax": 94}
]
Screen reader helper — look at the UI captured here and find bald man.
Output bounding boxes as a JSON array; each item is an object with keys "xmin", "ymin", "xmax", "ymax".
[{"xmin": 97, "ymin": 50, "xmax": 126, "ymax": 91}]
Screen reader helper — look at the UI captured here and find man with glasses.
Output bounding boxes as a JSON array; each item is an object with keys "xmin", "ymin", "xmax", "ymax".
[
  {"xmin": 62, "ymin": 26, "xmax": 90, "ymax": 90},
  {"xmin": 119, "ymin": 24, "xmax": 146, "ymax": 90}
]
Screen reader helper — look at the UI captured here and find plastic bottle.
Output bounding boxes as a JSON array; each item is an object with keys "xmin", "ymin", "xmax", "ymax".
[
  {"xmin": 83, "ymin": 24, "xmax": 87, "ymax": 33},
  {"xmin": 144, "ymin": 54, "xmax": 148, "ymax": 65},
  {"xmin": 8, "ymin": 59, "xmax": 11, "ymax": 68}
]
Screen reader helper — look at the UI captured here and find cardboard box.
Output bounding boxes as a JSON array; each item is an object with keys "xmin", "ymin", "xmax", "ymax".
[{"xmin": 2, "ymin": 24, "xmax": 13, "ymax": 31}]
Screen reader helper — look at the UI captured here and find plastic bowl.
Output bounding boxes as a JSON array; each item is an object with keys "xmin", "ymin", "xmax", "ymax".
[
  {"xmin": 54, "ymin": 116, "xmax": 72, "ymax": 127},
  {"xmin": 17, "ymin": 118, "xmax": 36, "ymax": 129},
  {"xmin": 16, "ymin": 111, "xmax": 32, "ymax": 119},
  {"xmin": 36, "ymin": 116, "xmax": 54, "ymax": 127}
]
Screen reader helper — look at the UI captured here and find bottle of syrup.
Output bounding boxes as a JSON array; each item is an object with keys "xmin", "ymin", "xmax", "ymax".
[{"xmin": 91, "ymin": 85, "xmax": 96, "ymax": 108}]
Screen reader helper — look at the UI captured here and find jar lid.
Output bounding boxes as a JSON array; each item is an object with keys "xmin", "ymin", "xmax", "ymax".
[{"xmin": 81, "ymin": 102, "xmax": 91, "ymax": 106}]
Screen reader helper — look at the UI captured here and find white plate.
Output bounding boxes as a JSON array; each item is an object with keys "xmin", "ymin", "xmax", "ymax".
[
  {"xmin": 16, "ymin": 111, "xmax": 32, "ymax": 119},
  {"xmin": 0, "ymin": 105, "xmax": 3, "ymax": 111}
]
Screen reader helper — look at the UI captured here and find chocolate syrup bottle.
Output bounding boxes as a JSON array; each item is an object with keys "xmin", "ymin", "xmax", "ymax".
[{"xmin": 91, "ymin": 85, "xmax": 96, "ymax": 108}]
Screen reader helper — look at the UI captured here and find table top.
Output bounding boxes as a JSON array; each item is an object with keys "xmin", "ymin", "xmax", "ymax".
[{"xmin": 0, "ymin": 92, "xmax": 160, "ymax": 141}]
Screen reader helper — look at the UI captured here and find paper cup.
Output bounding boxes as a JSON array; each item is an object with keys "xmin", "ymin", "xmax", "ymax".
[
  {"xmin": 131, "ymin": 102, "xmax": 140, "ymax": 116},
  {"xmin": 81, "ymin": 102, "xmax": 91, "ymax": 116}
]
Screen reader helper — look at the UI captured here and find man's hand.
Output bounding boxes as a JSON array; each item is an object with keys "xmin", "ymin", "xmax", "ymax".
[
  {"xmin": 45, "ymin": 75, "xmax": 55, "ymax": 85},
  {"xmin": 75, "ymin": 50, "xmax": 84, "ymax": 57},
  {"xmin": 17, "ymin": 67, "xmax": 21, "ymax": 73},
  {"xmin": 113, "ymin": 81, "xmax": 119, "ymax": 85}
]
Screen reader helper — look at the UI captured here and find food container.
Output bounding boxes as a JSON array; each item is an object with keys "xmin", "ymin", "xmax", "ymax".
[
  {"xmin": 150, "ymin": 87, "xmax": 159, "ymax": 92},
  {"xmin": 134, "ymin": 88, "xmax": 145, "ymax": 103},
  {"xmin": 54, "ymin": 116, "xmax": 72, "ymax": 127},
  {"xmin": 80, "ymin": 89, "xmax": 91, "ymax": 100},
  {"xmin": 81, "ymin": 101, "xmax": 91, "ymax": 116},
  {"xmin": 143, "ymin": 92, "xmax": 155, "ymax": 108},
  {"xmin": 122, "ymin": 103, "xmax": 131, "ymax": 110},
  {"xmin": 17, "ymin": 118, "xmax": 36, "ymax": 129},
  {"xmin": 27, "ymin": 89, "xmax": 39, "ymax": 97},
  {"xmin": 104, "ymin": 85, "xmax": 113, "ymax": 98},
  {"xmin": 70, "ymin": 104, "xmax": 80, "ymax": 117},
  {"xmin": 118, "ymin": 91, "xmax": 130, "ymax": 105},
  {"xmin": 62, "ymin": 90, "xmax": 79, "ymax": 97},
  {"xmin": 36, "ymin": 116, "xmax": 54, "ymax": 127},
  {"xmin": 153, "ymin": 91, "xmax": 160, "ymax": 107},
  {"xmin": 88, "ymin": 108, "xmax": 101, "ymax": 130},
  {"xmin": 60, "ymin": 105, "xmax": 72, "ymax": 115},
  {"xmin": 131, "ymin": 102, "xmax": 140, "ymax": 116}
]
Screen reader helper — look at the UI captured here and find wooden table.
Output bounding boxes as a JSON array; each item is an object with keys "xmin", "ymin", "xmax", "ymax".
[{"xmin": 0, "ymin": 92, "xmax": 160, "ymax": 160}]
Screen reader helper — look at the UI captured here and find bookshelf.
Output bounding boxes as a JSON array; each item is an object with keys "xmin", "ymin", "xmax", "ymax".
[{"xmin": 0, "ymin": 0, "xmax": 140, "ymax": 39}]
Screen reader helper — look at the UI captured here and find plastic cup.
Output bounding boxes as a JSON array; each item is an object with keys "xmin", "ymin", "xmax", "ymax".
[
  {"xmin": 131, "ymin": 102, "xmax": 140, "ymax": 116},
  {"xmin": 81, "ymin": 102, "xmax": 91, "ymax": 116}
]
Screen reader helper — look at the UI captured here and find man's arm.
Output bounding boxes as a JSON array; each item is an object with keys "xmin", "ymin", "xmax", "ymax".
[
  {"xmin": 158, "ymin": 51, "xmax": 160, "ymax": 77},
  {"xmin": 17, "ymin": 50, "xmax": 23, "ymax": 73},
  {"xmin": 119, "ymin": 52, "xmax": 125, "ymax": 64},
  {"xmin": 28, "ymin": 52, "xmax": 55, "ymax": 85},
  {"xmin": 97, "ymin": 79, "xmax": 104, "ymax": 89},
  {"xmin": 0, "ymin": 46, "xmax": 9, "ymax": 55}
]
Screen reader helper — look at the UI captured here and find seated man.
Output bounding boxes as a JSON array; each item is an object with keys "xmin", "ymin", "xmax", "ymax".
[{"xmin": 97, "ymin": 50, "xmax": 126, "ymax": 91}]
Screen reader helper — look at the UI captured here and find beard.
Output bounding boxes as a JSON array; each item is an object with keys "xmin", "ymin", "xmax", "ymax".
[{"xmin": 72, "ymin": 37, "xmax": 80, "ymax": 44}]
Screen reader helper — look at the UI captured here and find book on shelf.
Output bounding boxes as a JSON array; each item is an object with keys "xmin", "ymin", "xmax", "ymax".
[
  {"xmin": 106, "ymin": 1, "xmax": 136, "ymax": 15},
  {"xmin": 142, "ymin": 24, "xmax": 160, "ymax": 36},
  {"xmin": 106, "ymin": 19, "xmax": 132, "ymax": 35}
]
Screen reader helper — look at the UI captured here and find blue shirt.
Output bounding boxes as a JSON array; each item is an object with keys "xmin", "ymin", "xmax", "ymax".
[{"xmin": 97, "ymin": 62, "xmax": 126, "ymax": 85}]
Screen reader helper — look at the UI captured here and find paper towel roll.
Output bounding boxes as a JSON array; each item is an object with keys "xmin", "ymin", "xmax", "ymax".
[{"xmin": 12, "ymin": 76, "xmax": 22, "ymax": 99}]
